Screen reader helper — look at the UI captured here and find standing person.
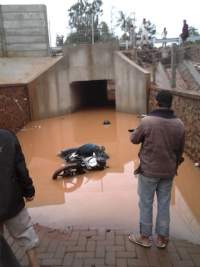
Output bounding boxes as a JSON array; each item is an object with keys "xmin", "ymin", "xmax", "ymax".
[
  {"xmin": 129, "ymin": 90, "xmax": 185, "ymax": 248},
  {"xmin": 0, "ymin": 129, "xmax": 39, "ymax": 267},
  {"xmin": 140, "ymin": 18, "xmax": 149, "ymax": 46},
  {"xmin": 180, "ymin": 19, "xmax": 189, "ymax": 43},
  {"xmin": 162, "ymin": 27, "xmax": 168, "ymax": 47}
]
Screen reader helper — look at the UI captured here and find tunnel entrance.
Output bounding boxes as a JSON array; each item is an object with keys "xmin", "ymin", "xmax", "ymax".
[{"xmin": 70, "ymin": 80, "xmax": 115, "ymax": 110}]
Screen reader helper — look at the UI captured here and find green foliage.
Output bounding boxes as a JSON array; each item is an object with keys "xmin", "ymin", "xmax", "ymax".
[
  {"xmin": 189, "ymin": 26, "xmax": 200, "ymax": 36},
  {"xmin": 116, "ymin": 11, "xmax": 134, "ymax": 34},
  {"xmin": 99, "ymin": 21, "xmax": 116, "ymax": 41},
  {"xmin": 56, "ymin": 34, "xmax": 64, "ymax": 46},
  {"xmin": 66, "ymin": 0, "xmax": 116, "ymax": 44},
  {"xmin": 66, "ymin": 20, "xmax": 115, "ymax": 44},
  {"xmin": 138, "ymin": 19, "xmax": 156, "ymax": 39},
  {"xmin": 68, "ymin": 0, "xmax": 102, "ymax": 32}
]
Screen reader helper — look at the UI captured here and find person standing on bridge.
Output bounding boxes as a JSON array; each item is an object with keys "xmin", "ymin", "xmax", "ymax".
[
  {"xmin": 140, "ymin": 18, "xmax": 149, "ymax": 46},
  {"xmin": 162, "ymin": 27, "xmax": 168, "ymax": 47},
  {"xmin": 0, "ymin": 129, "xmax": 40, "ymax": 267},
  {"xmin": 129, "ymin": 90, "xmax": 185, "ymax": 248},
  {"xmin": 180, "ymin": 19, "xmax": 189, "ymax": 43}
]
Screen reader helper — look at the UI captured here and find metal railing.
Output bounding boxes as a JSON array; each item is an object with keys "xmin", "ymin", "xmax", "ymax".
[{"xmin": 119, "ymin": 36, "xmax": 200, "ymax": 49}]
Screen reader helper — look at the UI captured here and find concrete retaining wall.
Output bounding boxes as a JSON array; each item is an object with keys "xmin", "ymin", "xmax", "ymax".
[
  {"xmin": 0, "ymin": 43, "xmax": 119, "ymax": 123},
  {"xmin": 0, "ymin": 4, "xmax": 49, "ymax": 57},
  {"xmin": 28, "ymin": 57, "xmax": 70, "ymax": 120},
  {"xmin": 178, "ymin": 61, "xmax": 200, "ymax": 92},
  {"xmin": 63, "ymin": 42, "xmax": 117, "ymax": 112},
  {"xmin": 149, "ymin": 88, "xmax": 200, "ymax": 163},
  {"xmin": 0, "ymin": 42, "xmax": 152, "ymax": 125},
  {"xmin": 30, "ymin": 43, "xmax": 118, "ymax": 118},
  {"xmin": 64, "ymin": 42, "xmax": 117, "ymax": 82},
  {"xmin": 114, "ymin": 52, "xmax": 150, "ymax": 114},
  {"xmin": 28, "ymin": 43, "xmax": 151, "ymax": 119}
]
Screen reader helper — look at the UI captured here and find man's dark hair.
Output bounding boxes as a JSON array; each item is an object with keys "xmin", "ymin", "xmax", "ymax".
[{"xmin": 156, "ymin": 90, "xmax": 173, "ymax": 108}]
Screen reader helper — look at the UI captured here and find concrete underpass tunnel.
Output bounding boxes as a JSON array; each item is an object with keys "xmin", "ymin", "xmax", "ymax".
[{"xmin": 70, "ymin": 80, "xmax": 115, "ymax": 110}]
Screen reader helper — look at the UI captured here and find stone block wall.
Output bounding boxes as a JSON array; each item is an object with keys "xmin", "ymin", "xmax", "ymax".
[
  {"xmin": 185, "ymin": 45, "xmax": 200, "ymax": 63},
  {"xmin": 149, "ymin": 88, "xmax": 200, "ymax": 163},
  {"xmin": 0, "ymin": 85, "xmax": 30, "ymax": 132}
]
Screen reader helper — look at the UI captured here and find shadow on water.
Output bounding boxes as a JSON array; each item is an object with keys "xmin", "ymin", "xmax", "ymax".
[{"xmin": 17, "ymin": 108, "xmax": 200, "ymax": 243}]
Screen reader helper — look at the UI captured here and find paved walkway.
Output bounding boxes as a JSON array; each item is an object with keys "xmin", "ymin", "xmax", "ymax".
[{"xmin": 5, "ymin": 224, "xmax": 200, "ymax": 267}]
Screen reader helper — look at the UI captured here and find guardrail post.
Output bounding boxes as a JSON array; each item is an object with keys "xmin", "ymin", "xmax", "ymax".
[
  {"xmin": 171, "ymin": 43, "xmax": 177, "ymax": 88},
  {"xmin": 152, "ymin": 55, "xmax": 156, "ymax": 84}
]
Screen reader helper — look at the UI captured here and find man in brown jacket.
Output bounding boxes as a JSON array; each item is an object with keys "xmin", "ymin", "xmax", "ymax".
[{"xmin": 129, "ymin": 90, "xmax": 185, "ymax": 248}]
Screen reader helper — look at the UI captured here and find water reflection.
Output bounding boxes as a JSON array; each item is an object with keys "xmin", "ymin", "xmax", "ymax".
[{"xmin": 17, "ymin": 108, "xmax": 200, "ymax": 244}]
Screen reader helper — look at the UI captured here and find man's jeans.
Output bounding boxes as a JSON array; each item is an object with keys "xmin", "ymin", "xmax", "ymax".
[{"xmin": 138, "ymin": 174, "xmax": 173, "ymax": 237}]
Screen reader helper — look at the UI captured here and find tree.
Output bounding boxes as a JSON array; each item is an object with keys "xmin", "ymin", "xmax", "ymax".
[
  {"xmin": 66, "ymin": 0, "xmax": 103, "ymax": 43},
  {"xmin": 138, "ymin": 19, "xmax": 156, "ymax": 40},
  {"xmin": 116, "ymin": 11, "xmax": 134, "ymax": 38},
  {"xmin": 99, "ymin": 21, "xmax": 114, "ymax": 40},
  {"xmin": 189, "ymin": 26, "xmax": 200, "ymax": 36},
  {"xmin": 56, "ymin": 34, "xmax": 64, "ymax": 47}
]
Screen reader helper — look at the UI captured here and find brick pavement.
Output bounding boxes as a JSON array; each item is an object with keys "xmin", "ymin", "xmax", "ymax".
[{"xmin": 5, "ymin": 224, "xmax": 200, "ymax": 267}]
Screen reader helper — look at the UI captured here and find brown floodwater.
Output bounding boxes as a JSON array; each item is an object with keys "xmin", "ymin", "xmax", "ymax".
[{"xmin": 17, "ymin": 108, "xmax": 200, "ymax": 244}]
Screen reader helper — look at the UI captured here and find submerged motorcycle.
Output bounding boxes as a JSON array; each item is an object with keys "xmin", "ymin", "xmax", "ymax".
[{"xmin": 52, "ymin": 144, "xmax": 109, "ymax": 180}]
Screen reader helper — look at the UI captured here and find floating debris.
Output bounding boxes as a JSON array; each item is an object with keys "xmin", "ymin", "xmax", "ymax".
[
  {"xmin": 20, "ymin": 125, "xmax": 41, "ymax": 131},
  {"xmin": 103, "ymin": 120, "xmax": 111, "ymax": 125}
]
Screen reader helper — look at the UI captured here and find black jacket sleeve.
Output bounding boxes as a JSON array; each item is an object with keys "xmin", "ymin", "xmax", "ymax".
[
  {"xmin": 0, "ymin": 235, "xmax": 23, "ymax": 267},
  {"xmin": 14, "ymin": 135, "xmax": 35, "ymax": 198}
]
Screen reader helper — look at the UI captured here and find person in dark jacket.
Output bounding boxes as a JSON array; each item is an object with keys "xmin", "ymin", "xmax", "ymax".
[
  {"xmin": 181, "ymin": 19, "xmax": 189, "ymax": 43},
  {"xmin": 0, "ymin": 234, "xmax": 22, "ymax": 267},
  {"xmin": 129, "ymin": 90, "xmax": 185, "ymax": 248},
  {"xmin": 0, "ymin": 129, "xmax": 39, "ymax": 267}
]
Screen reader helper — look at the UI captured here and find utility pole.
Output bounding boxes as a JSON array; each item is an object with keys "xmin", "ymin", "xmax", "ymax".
[
  {"xmin": 110, "ymin": 6, "xmax": 116, "ymax": 36},
  {"xmin": 129, "ymin": 12, "xmax": 136, "ymax": 49},
  {"xmin": 132, "ymin": 12, "xmax": 136, "ymax": 48},
  {"xmin": 110, "ymin": 6, "xmax": 113, "ymax": 35},
  {"xmin": 0, "ymin": 5, "xmax": 7, "ymax": 57},
  {"xmin": 91, "ymin": 13, "xmax": 94, "ymax": 45}
]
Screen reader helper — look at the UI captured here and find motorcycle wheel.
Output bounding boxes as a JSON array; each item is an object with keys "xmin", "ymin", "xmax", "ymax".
[{"xmin": 52, "ymin": 164, "xmax": 80, "ymax": 180}]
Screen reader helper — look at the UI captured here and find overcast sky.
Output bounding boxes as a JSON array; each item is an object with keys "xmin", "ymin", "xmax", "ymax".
[{"xmin": 1, "ymin": 0, "xmax": 200, "ymax": 45}]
